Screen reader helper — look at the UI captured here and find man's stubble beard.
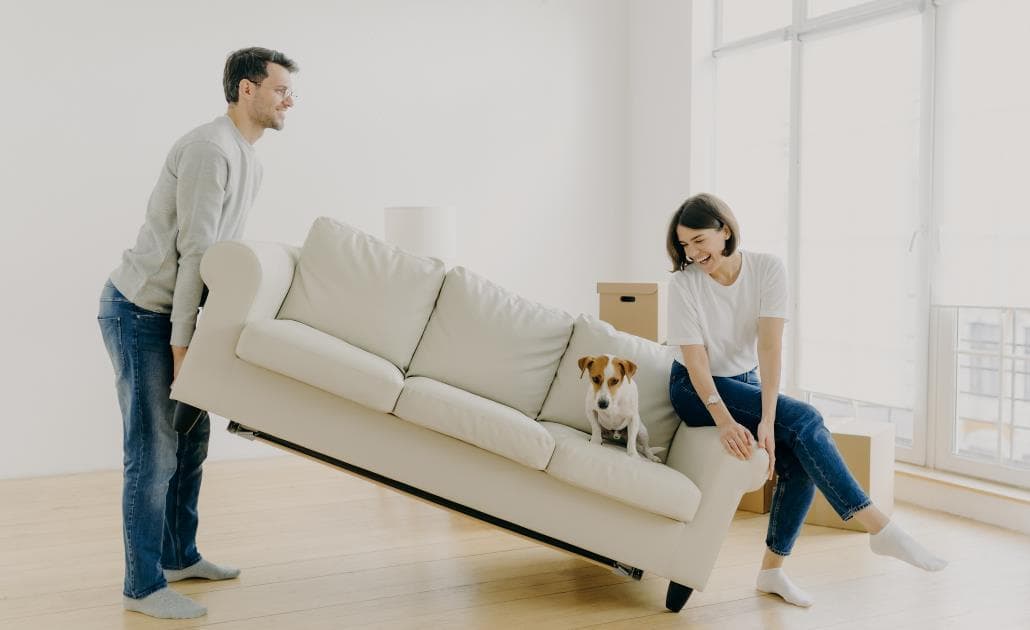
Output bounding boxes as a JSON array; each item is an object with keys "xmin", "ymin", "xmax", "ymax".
[{"xmin": 251, "ymin": 102, "xmax": 284, "ymax": 131}]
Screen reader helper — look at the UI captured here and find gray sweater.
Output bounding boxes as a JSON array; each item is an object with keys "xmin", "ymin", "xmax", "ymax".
[{"xmin": 110, "ymin": 116, "xmax": 262, "ymax": 346}]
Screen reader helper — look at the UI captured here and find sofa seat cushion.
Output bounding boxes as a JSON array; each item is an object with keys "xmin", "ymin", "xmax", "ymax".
[
  {"xmin": 237, "ymin": 319, "xmax": 403, "ymax": 413},
  {"xmin": 276, "ymin": 217, "xmax": 446, "ymax": 372},
  {"xmin": 540, "ymin": 421, "xmax": 701, "ymax": 522},
  {"xmin": 538, "ymin": 314, "xmax": 682, "ymax": 460},
  {"xmin": 393, "ymin": 376, "xmax": 555, "ymax": 471},
  {"xmin": 406, "ymin": 267, "xmax": 574, "ymax": 418}
]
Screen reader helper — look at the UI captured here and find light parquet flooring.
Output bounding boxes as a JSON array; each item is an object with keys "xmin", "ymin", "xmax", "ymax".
[{"xmin": 2, "ymin": 454, "xmax": 1028, "ymax": 629}]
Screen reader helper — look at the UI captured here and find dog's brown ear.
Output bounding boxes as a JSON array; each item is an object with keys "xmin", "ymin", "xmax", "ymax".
[
  {"xmin": 577, "ymin": 356, "xmax": 593, "ymax": 379},
  {"xmin": 616, "ymin": 358, "xmax": 638, "ymax": 381}
]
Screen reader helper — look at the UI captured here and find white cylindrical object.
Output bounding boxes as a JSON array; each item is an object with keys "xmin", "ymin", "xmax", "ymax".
[{"xmin": 384, "ymin": 206, "xmax": 457, "ymax": 264}]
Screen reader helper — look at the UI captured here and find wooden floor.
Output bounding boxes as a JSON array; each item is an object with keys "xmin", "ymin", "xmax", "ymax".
[{"xmin": 2, "ymin": 455, "xmax": 1029, "ymax": 630}]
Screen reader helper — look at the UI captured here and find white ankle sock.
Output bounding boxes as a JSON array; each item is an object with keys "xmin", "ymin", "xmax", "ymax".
[
  {"xmin": 869, "ymin": 521, "xmax": 948, "ymax": 571},
  {"xmin": 123, "ymin": 587, "xmax": 206, "ymax": 619},
  {"xmin": 756, "ymin": 568, "xmax": 814, "ymax": 607},
  {"xmin": 164, "ymin": 558, "xmax": 241, "ymax": 582}
]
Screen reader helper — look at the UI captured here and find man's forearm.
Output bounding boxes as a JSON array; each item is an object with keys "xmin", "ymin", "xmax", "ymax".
[
  {"xmin": 170, "ymin": 256, "xmax": 205, "ymax": 347},
  {"xmin": 172, "ymin": 345, "xmax": 188, "ymax": 382}
]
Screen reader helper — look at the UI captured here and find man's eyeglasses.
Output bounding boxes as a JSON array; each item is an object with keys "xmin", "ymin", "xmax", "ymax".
[{"xmin": 248, "ymin": 79, "xmax": 297, "ymax": 101}]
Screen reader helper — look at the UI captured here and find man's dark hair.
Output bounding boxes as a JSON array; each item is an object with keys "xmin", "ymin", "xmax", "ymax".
[
  {"xmin": 223, "ymin": 47, "xmax": 298, "ymax": 104},
  {"xmin": 666, "ymin": 193, "xmax": 741, "ymax": 272}
]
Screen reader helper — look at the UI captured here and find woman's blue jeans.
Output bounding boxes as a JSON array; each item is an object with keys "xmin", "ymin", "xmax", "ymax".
[
  {"xmin": 669, "ymin": 361, "xmax": 871, "ymax": 556},
  {"xmin": 97, "ymin": 280, "xmax": 210, "ymax": 598}
]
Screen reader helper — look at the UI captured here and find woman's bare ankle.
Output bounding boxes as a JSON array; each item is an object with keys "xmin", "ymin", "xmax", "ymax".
[
  {"xmin": 761, "ymin": 548, "xmax": 786, "ymax": 570},
  {"xmin": 852, "ymin": 505, "xmax": 890, "ymax": 534}
]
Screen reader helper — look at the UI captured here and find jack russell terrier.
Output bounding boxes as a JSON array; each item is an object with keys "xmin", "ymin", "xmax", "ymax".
[{"xmin": 578, "ymin": 354, "xmax": 663, "ymax": 462}]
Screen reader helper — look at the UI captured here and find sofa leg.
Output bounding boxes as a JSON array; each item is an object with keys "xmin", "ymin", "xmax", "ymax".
[{"xmin": 665, "ymin": 581, "xmax": 693, "ymax": 612}]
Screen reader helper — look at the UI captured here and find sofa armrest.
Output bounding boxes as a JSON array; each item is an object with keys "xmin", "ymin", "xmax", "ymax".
[
  {"xmin": 200, "ymin": 240, "xmax": 300, "ymax": 322},
  {"xmin": 666, "ymin": 425, "xmax": 769, "ymax": 495},
  {"xmin": 663, "ymin": 426, "xmax": 770, "ymax": 588},
  {"xmin": 171, "ymin": 240, "xmax": 299, "ymax": 410}
]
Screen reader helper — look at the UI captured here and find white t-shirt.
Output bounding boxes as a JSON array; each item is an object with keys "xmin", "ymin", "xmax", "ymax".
[{"xmin": 667, "ymin": 250, "xmax": 788, "ymax": 377}]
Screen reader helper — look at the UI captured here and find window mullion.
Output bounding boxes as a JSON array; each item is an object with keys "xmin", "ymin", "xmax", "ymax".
[
  {"xmin": 906, "ymin": 1, "xmax": 938, "ymax": 465},
  {"xmin": 713, "ymin": 28, "xmax": 791, "ymax": 58},
  {"xmin": 1009, "ymin": 310, "xmax": 1017, "ymax": 464},
  {"xmin": 799, "ymin": 0, "xmax": 925, "ymax": 40},
  {"xmin": 999, "ymin": 311, "xmax": 1009, "ymax": 463}
]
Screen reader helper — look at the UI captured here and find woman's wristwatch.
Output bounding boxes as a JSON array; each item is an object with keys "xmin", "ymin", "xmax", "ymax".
[{"xmin": 705, "ymin": 393, "xmax": 721, "ymax": 408}]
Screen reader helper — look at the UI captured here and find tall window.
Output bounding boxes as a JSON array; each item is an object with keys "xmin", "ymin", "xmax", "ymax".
[
  {"xmin": 699, "ymin": 0, "xmax": 1030, "ymax": 489},
  {"xmin": 797, "ymin": 14, "xmax": 922, "ymax": 449}
]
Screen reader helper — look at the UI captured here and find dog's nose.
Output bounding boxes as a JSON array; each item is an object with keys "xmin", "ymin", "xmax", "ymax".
[{"xmin": 597, "ymin": 399, "xmax": 609, "ymax": 410}]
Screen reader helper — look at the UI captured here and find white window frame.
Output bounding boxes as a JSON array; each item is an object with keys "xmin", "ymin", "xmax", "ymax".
[
  {"xmin": 697, "ymin": 0, "xmax": 932, "ymax": 466},
  {"xmin": 698, "ymin": 0, "xmax": 1030, "ymax": 489},
  {"xmin": 931, "ymin": 307, "xmax": 1030, "ymax": 488}
]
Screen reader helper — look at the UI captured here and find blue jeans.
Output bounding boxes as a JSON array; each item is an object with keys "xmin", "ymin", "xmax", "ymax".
[
  {"xmin": 669, "ymin": 361, "xmax": 871, "ymax": 556},
  {"xmin": 97, "ymin": 280, "xmax": 210, "ymax": 598}
]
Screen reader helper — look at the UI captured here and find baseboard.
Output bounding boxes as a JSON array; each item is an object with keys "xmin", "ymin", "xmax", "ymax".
[{"xmin": 895, "ymin": 464, "xmax": 1030, "ymax": 536}]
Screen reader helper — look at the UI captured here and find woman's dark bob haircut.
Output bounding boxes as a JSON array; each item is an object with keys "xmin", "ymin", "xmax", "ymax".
[{"xmin": 666, "ymin": 193, "xmax": 740, "ymax": 272}]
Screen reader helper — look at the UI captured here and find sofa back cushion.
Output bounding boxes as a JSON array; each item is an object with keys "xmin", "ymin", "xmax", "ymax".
[
  {"xmin": 406, "ymin": 267, "xmax": 573, "ymax": 418},
  {"xmin": 538, "ymin": 314, "xmax": 681, "ymax": 458},
  {"xmin": 278, "ymin": 217, "xmax": 445, "ymax": 371}
]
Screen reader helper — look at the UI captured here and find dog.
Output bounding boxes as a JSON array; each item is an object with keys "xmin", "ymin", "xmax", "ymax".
[{"xmin": 578, "ymin": 354, "xmax": 663, "ymax": 462}]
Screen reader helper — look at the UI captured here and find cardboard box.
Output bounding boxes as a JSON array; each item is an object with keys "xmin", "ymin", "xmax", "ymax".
[
  {"xmin": 739, "ymin": 477, "xmax": 775, "ymax": 514},
  {"xmin": 804, "ymin": 418, "xmax": 895, "ymax": 532},
  {"xmin": 597, "ymin": 282, "xmax": 667, "ymax": 342}
]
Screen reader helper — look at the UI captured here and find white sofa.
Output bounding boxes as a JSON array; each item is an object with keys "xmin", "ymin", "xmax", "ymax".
[{"xmin": 171, "ymin": 217, "xmax": 768, "ymax": 611}]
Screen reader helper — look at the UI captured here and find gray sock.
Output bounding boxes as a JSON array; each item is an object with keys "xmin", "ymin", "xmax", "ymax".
[
  {"xmin": 123, "ymin": 587, "xmax": 206, "ymax": 619},
  {"xmin": 165, "ymin": 558, "xmax": 241, "ymax": 582}
]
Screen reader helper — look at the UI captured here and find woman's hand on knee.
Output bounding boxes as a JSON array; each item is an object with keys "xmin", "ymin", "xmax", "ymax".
[
  {"xmin": 757, "ymin": 418, "xmax": 776, "ymax": 479},
  {"xmin": 718, "ymin": 421, "xmax": 754, "ymax": 460}
]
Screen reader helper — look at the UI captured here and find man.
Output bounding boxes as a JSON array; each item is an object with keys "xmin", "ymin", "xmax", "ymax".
[{"xmin": 97, "ymin": 47, "xmax": 297, "ymax": 619}]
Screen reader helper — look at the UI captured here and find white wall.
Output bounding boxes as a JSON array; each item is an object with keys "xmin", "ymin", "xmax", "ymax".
[
  {"xmin": 0, "ymin": 0, "xmax": 633, "ymax": 478},
  {"xmin": 628, "ymin": 0, "xmax": 693, "ymax": 283}
]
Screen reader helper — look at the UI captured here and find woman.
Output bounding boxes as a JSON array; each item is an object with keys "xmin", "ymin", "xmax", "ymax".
[{"xmin": 665, "ymin": 193, "xmax": 946, "ymax": 608}]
